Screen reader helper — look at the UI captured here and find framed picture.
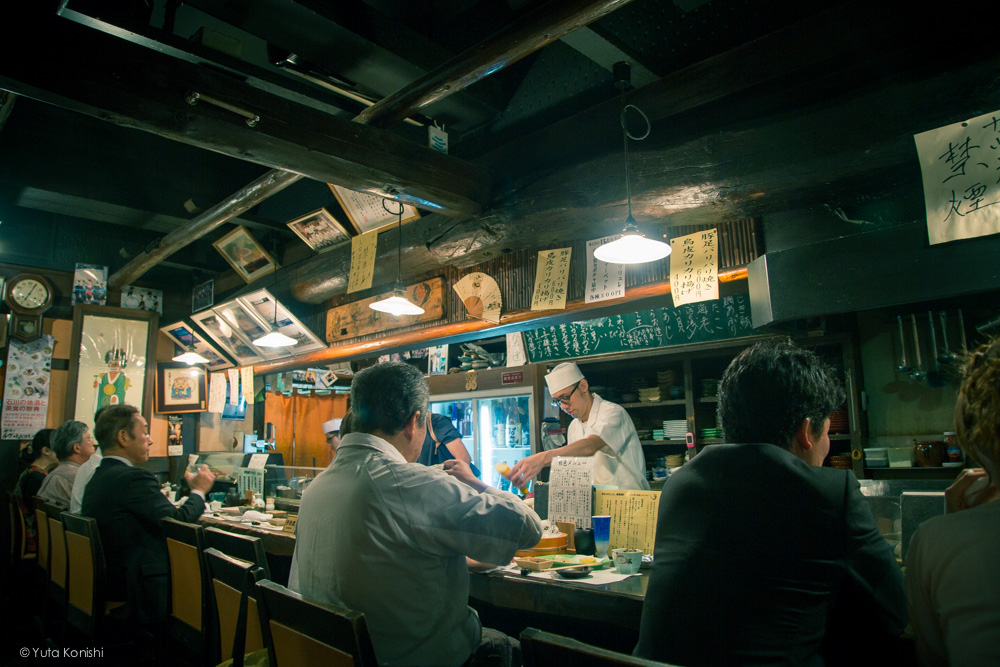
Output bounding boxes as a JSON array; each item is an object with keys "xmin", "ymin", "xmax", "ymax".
[
  {"xmin": 328, "ymin": 184, "xmax": 420, "ymax": 235},
  {"xmin": 120, "ymin": 285, "xmax": 163, "ymax": 315},
  {"xmin": 286, "ymin": 208, "xmax": 350, "ymax": 253},
  {"xmin": 64, "ymin": 304, "xmax": 158, "ymax": 425},
  {"xmin": 239, "ymin": 288, "xmax": 326, "ymax": 355},
  {"xmin": 190, "ymin": 309, "xmax": 265, "ymax": 366},
  {"xmin": 192, "ymin": 279, "xmax": 214, "ymax": 313},
  {"xmin": 212, "ymin": 226, "xmax": 278, "ymax": 283},
  {"xmin": 155, "ymin": 362, "xmax": 208, "ymax": 414},
  {"xmin": 211, "ymin": 298, "xmax": 286, "ymax": 360},
  {"xmin": 72, "ymin": 263, "xmax": 108, "ymax": 305},
  {"xmin": 159, "ymin": 320, "xmax": 234, "ymax": 371}
]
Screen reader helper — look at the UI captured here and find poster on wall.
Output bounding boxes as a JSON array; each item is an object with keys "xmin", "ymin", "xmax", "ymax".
[
  {"xmin": 120, "ymin": 285, "xmax": 164, "ymax": 314},
  {"xmin": 1, "ymin": 335, "xmax": 55, "ymax": 439},
  {"xmin": 74, "ymin": 315, "xmax": 149, "ymax": 421},
  {"xmin": 72, "ymin": 264, "xmax": 108, "ymax": 305}
]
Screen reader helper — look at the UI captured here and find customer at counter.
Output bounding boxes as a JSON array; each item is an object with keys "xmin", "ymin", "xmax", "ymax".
[
  {"xmin": 289, "ymin": 361, "xmax": 542, "ymax": 666},
  {"xmin": 906, "ymin": 337, "xmax": 1000, "ymax": 666},
  {"xmin": 69, "ymin": 405, "xmax": 110, "ymax": 514},
  {"xmin": 506, "ymin": 361, "xmax": 649, "ymax": 490},
  {"xmin": 417, "ymin": 411, "xmax": 479, "ymax": 477},
  {"xmin": 83, "ymin": 404, "xmax": 216, "ymax": 627},
  {"xmin": 635, "ymin": 339, "xmax": 905, "ymax": 665},
  {"xmin": 37, "ymin": 420, "xmax": 97, "ymax": 508}
]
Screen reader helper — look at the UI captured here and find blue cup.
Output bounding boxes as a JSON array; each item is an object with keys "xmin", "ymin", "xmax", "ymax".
[{"xmin": 592, "ymin": 515, "xmax": 611, "ymax": 558}]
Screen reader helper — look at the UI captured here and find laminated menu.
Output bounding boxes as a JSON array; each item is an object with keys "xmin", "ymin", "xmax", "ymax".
[
  {"xmin": 594, "ymin": 489, "xmax": 661, "ymax": 554},
  {"xmin": 547, "ymin": 456, "xmax": 595, "ymax": 529}
]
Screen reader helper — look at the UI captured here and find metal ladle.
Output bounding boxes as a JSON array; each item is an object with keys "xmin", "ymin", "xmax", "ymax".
[
  {"xmin": 896, "ymin": 315, "xmax": 912, "ymax": 373},
  {"xmin": 958, "ymin": 308, "xmax": 968, "ymax": 351},
  {"xmin": 910, "ymin": 314, "xmax": 926, "ymax": 381},
  {"xmin": 938, "ymin": 311, "xmax": 956, "ymax": 364},
  {"xmin": 927, "ymin": 311, "xmax": 945, "ymax": 387}
]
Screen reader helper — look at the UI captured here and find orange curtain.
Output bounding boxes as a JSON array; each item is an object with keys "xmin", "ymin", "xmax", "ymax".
[{"xmin": 264, "ymin": 392, "xmax": 348, "ymax": 468}]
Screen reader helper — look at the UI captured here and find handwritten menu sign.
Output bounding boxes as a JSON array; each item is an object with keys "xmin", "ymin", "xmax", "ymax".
[
  {"xmin": 329, "ymin": 185, "xmax": 420, "ymax": 235},
  {"xmin": 586, "ymin": 235, "xmax": 625, "ymax": 303},
  {"xmin": 915, "ymin": 108, "xmax": 1000, "ymax": 245},
  {"xmin": 241, "ymin": 367, "xmax": 255, "ymax": 404},
  {"xmin": 670, "ymin": 229, "xmax": 718, "ymax": 307},
  {"xmin": 228, "ymin": 368, "xmax": 240, "ymax": 405},
  {"xmin": 506, "ymin": 332, "xmax": 527, "ymax": 367},
  {"xmin": 523, "ymin": 294, "xmax": 754, "ymax": 363},
  {"xmin": 548, "ymin": 456, "xmax": 595, "ymax": 529},
  {"xmin": 209, "ymin": 372, "xmax": 227, "ymax": 413},
  {"xmin": 594, "ymin": 489, "xmax": 661, "ymax": 555},
  {"xmin": 347, "ymin": 230, "xmax": 378, "ymax": 294},
  {"xmin": 530, "ymin": 248, "xmax": 572, "ymax": 311}
]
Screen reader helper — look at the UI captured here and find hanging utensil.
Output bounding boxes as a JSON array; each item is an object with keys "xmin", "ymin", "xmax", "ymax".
[
  {"xmin": 938, "ymin": 311, "xmax": 956, "ymax": 364},
  {"xmin": 895, "ymin": 315, "xmax": 912, "ymax": 372},
  {"xmin": 958, "ymin": 308, "xmax": 968, "ymax": 351},
  {"xmin": 910, "ymin": 314, "xmax": 926, "ymax": 381},
  {"xmin": 927, "ymin": 311, "xmax": 945, "ymax": 387}
]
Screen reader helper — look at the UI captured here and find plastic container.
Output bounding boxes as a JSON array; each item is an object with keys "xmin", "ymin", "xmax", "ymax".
[{"xmin": 944, "ymin": 432, "xmax": 961, "ymax": 463}]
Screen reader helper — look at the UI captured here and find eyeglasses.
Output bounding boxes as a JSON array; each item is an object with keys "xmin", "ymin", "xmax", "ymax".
[{"xmin": 550, "ymin": 381, "xmax": 582, "ymax": 408}]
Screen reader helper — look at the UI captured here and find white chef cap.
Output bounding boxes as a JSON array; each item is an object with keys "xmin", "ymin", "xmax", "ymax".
[
  {"xmin": 544, "ymin": 362, "xmax": 585, "ymax": 394},
  {"xmin": 322, "ymin": 418, "xmax": 342, "ymax": 435}
]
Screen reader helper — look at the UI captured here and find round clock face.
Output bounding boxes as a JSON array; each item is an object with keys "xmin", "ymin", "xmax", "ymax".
[{"xmin": 11, "ymin": 278, "xmax": 50, "ymax": 309}]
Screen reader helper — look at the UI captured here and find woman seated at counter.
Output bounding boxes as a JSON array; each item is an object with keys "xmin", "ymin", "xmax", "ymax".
[{"xmin": 906, "ymin": 337, "xmax": 1000, "ymax": 666}]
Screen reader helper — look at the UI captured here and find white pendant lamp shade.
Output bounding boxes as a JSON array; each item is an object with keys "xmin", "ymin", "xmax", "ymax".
[
  {"xmin": 172, "ymin": 347, "xmax": 210, "ymax": 364},
  {"xmin": 370, "ymin": 285, "xmax": 425, "ymax": 316},
  {"xmin": 253, "ymin": 328, "xmax": 298, "ymax": 347},
  {"xmin": 593, "ymin": 220, "xmax": 671, "ymax": 265}
]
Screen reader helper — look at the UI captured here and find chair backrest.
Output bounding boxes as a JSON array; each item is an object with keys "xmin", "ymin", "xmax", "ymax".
[
  {"xmin": 255, "ymin": 579, "xmax": 378, "ymax": 667},
  {"xmin": 61, "ymin": 513, "xmax": 108, "ymax": 638},
  {"xmin": 204, "ymin": 526, "xmax": 271, "ymax": 580},
  {"xmin": 204, "ymin": 547, "xmax": 266, "ymax": 667},
  {"xmin": 161, "ymin": 517, "xmax": 215, "ymax": 657},
  {"xmin": 6, "ymin": 490, "xmax": 35, "ymax": 562},
  {"xmin": 520, "ymin": 628, "xmax": 680, "ymax": 667},
  {"xmin": 44, "ymin": 500, "xmax": 67, "ymax": 590},
  {"xmin": 33, "ymin": 496, "xmax": 51, "ymax": 575}
]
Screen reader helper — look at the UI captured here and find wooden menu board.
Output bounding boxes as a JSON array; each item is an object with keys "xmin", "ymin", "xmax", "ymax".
[
  {"xmin": 326, "ymin": 277, "xmax": 445, "ymax": 342},
  {"xmin": 522, "ymin": 294, "xmax": 754, "ymax": 363}
]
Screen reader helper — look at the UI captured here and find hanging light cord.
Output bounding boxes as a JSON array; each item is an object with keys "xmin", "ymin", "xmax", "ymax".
[
  {"xmin": 382, "ymin": 198, "xmax": 405, "ymax": 284},
  {"xmin": 621, "ymin": 101, "xmax": 651, "ymax": 221}
]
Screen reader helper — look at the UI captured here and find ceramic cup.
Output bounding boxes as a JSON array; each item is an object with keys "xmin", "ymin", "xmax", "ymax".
[
  {"xmin": 209, "ymin": 500, "xmax": 223, "ymax": 512},
  {"xmin": 592, "ymin": 515, "xmax": 611, "ymax": 558},
  {"xmin": 612, "ymin": 548, "xmax": 643, "ymax": 575}
]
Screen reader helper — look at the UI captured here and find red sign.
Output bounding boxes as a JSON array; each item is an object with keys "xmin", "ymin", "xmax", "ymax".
[{"xmin": 501, "ymin": 371, "xmax": 523, "ymax": 385}]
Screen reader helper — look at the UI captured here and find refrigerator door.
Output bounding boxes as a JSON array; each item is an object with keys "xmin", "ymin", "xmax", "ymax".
[{"xmin": 476, "ymin": 393, "xmax": 532, "ymax": 492}]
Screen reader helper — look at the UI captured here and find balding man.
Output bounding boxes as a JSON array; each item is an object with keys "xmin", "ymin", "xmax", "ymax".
[{"xmin": 507, "ymin": 361, "xmax": 650, "ymax": 490}]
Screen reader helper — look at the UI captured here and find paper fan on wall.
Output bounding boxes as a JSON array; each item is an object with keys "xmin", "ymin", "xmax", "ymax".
[{"xmin": 453, "ymin": 272, "xmax": 502, "ymax": 324}]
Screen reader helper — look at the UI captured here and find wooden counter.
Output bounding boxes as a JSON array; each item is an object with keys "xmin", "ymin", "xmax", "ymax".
[{"xmin": 199, "ymin": 515, "xmax": 296, "ymax": 585}]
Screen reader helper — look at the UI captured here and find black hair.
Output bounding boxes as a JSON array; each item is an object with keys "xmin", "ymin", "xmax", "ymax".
[
  {"xmin": 350, "ymin": 362, "xmax": 428, "ymax": 435},
  {"xmin": 18, "ymin": 428, "xmax": 55, "ymax": 466},
  {"xmin": 95, "ymin": 404, "xmax": 140, "ymax": 451},
  {"xmin": 717, "ymin": 338, "xmax": 845, "ymax": 449}
]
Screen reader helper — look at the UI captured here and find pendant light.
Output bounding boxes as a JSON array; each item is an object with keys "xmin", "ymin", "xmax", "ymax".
[
  {"xmin": 370, "ymin": 199, "xmax": 425, "ymax": 316},
  {"xmin": 253, "ymin": 242, "xmax": 298, "ymax": 347},
  {"xmin": 593, "ymin": 62, "xmax": 671, "ymax": 265},
  {"xmin": 172, "ymin": 345, "xmax": 209, "ymax": 365}
]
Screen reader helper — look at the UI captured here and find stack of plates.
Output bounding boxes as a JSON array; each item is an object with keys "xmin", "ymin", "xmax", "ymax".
[
  {"xmin": 698, "ymin": 427, "xmax": 722, "ymax": 440},
  {"xmin": 663, "ymin": 454, "xmax": 684, "ymax": 468},
  {"xmin": 657, "ymin": 370, "xmax": 676, "ymax": 394},
  {"xmin": 652, "ymin": 429, "xmax": 666, "ymax": 440},
  {"xmin": 700, "ymin": 379, "xmax": 720, "ymax": 398},
  {"xmin": 829, "ymin": 409, "xmax": 849, "ymax": 434},
  {"xmin": 662, "ymin": 420, "xmax": 687, "ymax": 439},
  {"xmin": 638, "ymin": 387, "xmax": 662, "ymax": 402},
  {"xmin": 864, "ymin": 447, "xmax": 888, "ymax": 467},
  {"xmin": 828, "ymin": 455, "xmax": 853, "ymax": 470}
]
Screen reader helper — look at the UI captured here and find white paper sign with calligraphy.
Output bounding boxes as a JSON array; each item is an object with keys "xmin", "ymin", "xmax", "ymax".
[
  {"xmin": 530, "ymin": 247, "xmax": 572, "ymax": 311},
  {"xmin": 670, "ymin": 229, "xmax": 719, "ymax": 307},
  {"xmin": 548, "ymin": 456, "xmax": 595, "ymax": 529},
  {"xmin": 347, "ymin": 231, "xmax": 378, "ymax": 294},
  {"xmin": 915, "ymin": 109, "xmax": 1000, "ymax": 245},
  {"xmin": 505, "ymin": 332, "xmax": 527, "ymax": 367},
  {"xmin": 585, "ymin": 235, "xmax": 626, "ymax": 303},
  {"xmin": 209, "ymin": 372, "xmax": 228, "ymax": 414},
  {"xmin": 1, "ymin": 336, "xmax": 55, "ymax": 439}
]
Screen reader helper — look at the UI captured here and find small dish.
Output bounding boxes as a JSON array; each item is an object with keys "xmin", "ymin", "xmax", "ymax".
[
  {"xmin": 555, "ymin": 566, "xmax": 592, "ymax": 579},
  {"xmin": 514, "ymin": 557, "xmax": 553, "ymax": 572}
]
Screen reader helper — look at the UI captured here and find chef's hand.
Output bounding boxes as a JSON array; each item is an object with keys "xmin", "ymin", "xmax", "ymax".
[
  {"xmin": 945, "ymin": 468, "xmax": 998, "ymax": 513},
  {"xmin": 444, "ymin": 459, "xmax": 487, "ymax": 492},
  {"xmin": 185, "ymin": 464, "xmax": 217, "ymax": 495},
  {"xmin": 508, "ymin": 452, "xmax": 547, "ymax": 488}
]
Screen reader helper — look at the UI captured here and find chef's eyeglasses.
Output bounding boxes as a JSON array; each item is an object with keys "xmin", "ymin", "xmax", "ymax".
[{"xmin": 550, "ymin": 381, "xmax": 582, "ymax": 407}]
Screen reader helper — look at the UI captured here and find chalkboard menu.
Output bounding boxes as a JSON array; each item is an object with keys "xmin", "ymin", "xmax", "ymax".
[{"xmin": 522, "ymin": 294, "xmax": 754, "ymax": 363}]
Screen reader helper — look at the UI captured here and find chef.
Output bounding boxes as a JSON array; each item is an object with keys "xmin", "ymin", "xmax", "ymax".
[
  {"xmin": 507, "ymin": 362, "xmax": 650, "ymax": 490},
  {"xmin": 323, "ymin": 417, "xmax": 342, "ymax": 454}
]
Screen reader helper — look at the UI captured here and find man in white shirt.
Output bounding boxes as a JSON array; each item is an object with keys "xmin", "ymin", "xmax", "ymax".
[
  {"xmin": 70, "ymin": 405, "xmax": 110, "ymax": 514},
  {"xmin": 508, "ymin": 361, "xmax": 650, "ymax": 490},
  {"xmin": 289, "ymin": 362, "xmax": 542, "ymax": 666}
]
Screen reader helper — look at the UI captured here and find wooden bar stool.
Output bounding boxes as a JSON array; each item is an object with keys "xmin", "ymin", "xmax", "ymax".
[
  {"xmin": 204, "ymin": 527, "xmax": 272, "ymax": 580},
  {"xmin": 521, "ymin": 628, "xmax": 681, "ymax": 666},
  {"xmin": 203, "ymin": 547, "xmax": 268, "ymax": 667},
  {"xmin": 162, "ymin": 517, "xmax": 217, "ymax": 666}
]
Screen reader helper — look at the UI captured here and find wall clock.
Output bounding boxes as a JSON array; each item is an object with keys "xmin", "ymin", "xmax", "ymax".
[{"xmin": 4, "ymin": 273, "xmax": 54, "ymax": 343}]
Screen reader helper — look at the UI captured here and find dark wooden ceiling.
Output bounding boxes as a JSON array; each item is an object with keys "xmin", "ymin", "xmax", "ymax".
[{"xmin": 0, "ymin": 0, "xmax": 996, "ymax": 320}]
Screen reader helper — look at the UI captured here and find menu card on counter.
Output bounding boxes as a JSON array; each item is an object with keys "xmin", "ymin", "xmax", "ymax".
[
  {"xmin": 248, "ymin": 453, "xmax": 269, "ymax": 469},
  {"xmin": 594, "ymin": 489, "xmax": 661, "ymax": 554},
  {"xmin": 547, "ymin": 456, "xmax": 595, "ymax": 529}
]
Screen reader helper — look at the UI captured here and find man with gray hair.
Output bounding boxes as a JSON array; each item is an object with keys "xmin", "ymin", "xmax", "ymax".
[
  {"xmin": 37, "ymin": 420, "xmax": 97, "ymax": 508},
  {"xmin": 290, "ymin": 361, "xmax": 542, "ymax": 666}
]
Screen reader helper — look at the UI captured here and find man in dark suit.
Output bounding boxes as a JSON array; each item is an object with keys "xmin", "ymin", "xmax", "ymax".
[
  {"xmin": 634, "ymin": 339, "xmax": 906, "ymax": 666},
  {"xmin": 82, "ymin": 404, "xmax": 214, "ymax": 625}
]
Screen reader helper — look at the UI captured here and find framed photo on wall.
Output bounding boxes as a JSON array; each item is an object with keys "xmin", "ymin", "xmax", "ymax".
[
  {"xmin": 286, "ymin": 208, "xmax": 350, "ymax": 253},
  {"xmin": 160, "ymin": 320, "xmax": 234, "ymax": 371},
  {"xmin": 155, "ymin": 362, "xmax": 208, "ymax": 414},
  {"xmin": 240, "ymin": 288, "xmax": 326, "ymax": 355},
  {"xmin": 212, "ymin": 226, "xmax": 278, "ymax": 283},
  {"xmin": 192, "ymin": 279, "xmax": 214, "ymax": 313},
  {"xmin": 190, "ymin": 309, "xmax": 265, "ymax": 366},
  {"xmin": 328, "ymin": 184, "xmax": 420, "ymax": 235}
]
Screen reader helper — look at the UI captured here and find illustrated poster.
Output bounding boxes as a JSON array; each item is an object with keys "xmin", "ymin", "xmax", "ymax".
[{"xmin": 1, "ymin": 336, "xmax": 55, "ymax": 439}]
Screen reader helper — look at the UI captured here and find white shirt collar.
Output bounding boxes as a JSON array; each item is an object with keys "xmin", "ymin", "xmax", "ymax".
[
  {"xmin": 104, "ymin": 454, "xmax": 134, "ymax": 467},
  {"xmin": 584, "ymin": 392, "xmax": 604, "ymax": 427},
  {"xmin": 339, "ymin": 432, "xmax": 409, "ymax": 464}
]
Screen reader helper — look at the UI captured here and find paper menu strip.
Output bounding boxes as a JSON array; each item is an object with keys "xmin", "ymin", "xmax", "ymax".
[
  {"xmin": 594, "ymin": 489, "xmax": 661, "ymax": 555},
  {"xmin": 530, "ymin": 247, "xmax": 572, "ymax": 311},
  {"xmin": 547, "ymin": 456, "xmax": 594, "ymax": 529},
  {"xmin": 347, "ymin": 230, "xmax": 378, "ymax": 294},
  {"xmin": 670, "ymin": 228, "xmax": 718, "ymax": 307}
]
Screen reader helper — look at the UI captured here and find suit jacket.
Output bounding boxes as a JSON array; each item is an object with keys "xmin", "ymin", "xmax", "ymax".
[
  {"xmin": 81, "ymin": 457, "xmax": 205, "ymax": 620},
  {"xmin": 633, "ymin": 443, "xmax": 906, "ymax": 666}
]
